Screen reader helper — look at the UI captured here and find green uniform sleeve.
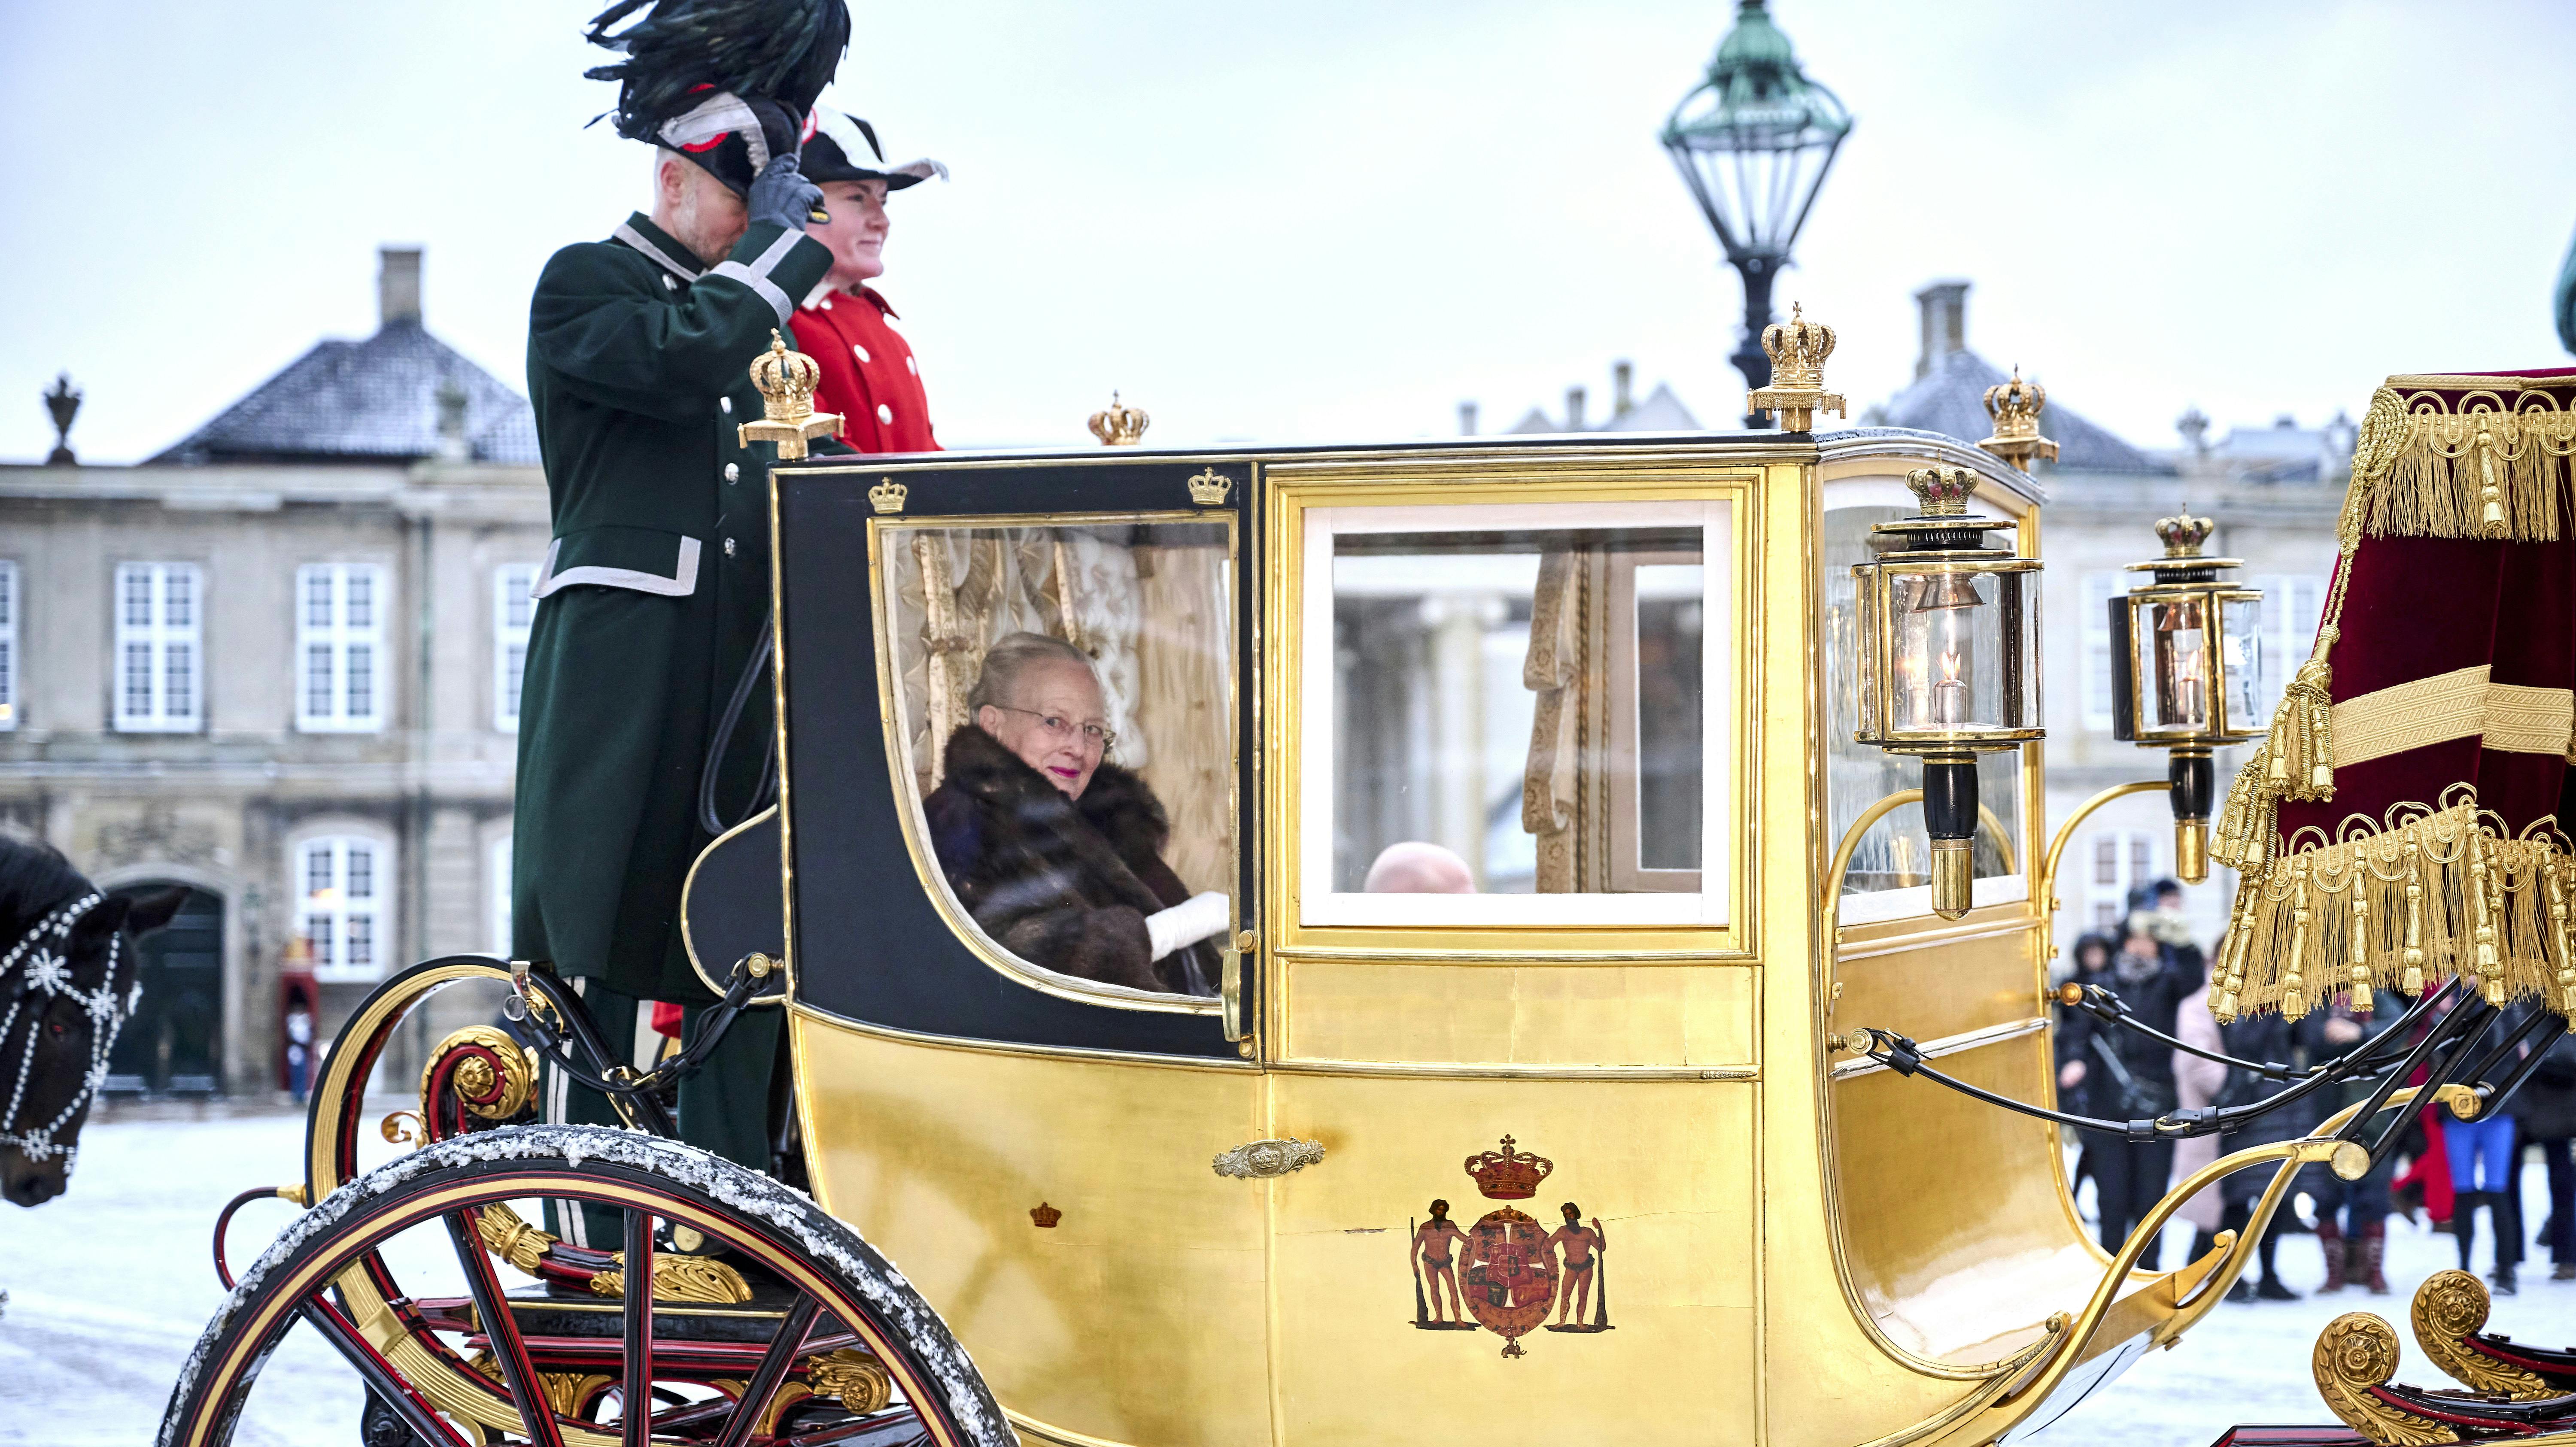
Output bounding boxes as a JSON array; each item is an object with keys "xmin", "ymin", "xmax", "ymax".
[{"xmin": 531, "ymin": 222, "xmax": 833, "ymax": 423}]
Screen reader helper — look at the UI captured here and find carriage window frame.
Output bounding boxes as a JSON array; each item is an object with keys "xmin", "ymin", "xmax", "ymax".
[
  {"xmin": 863, "ymin": 509, "xmax": 1237, "ymax": 1016},
  {"xmin": 1295, "ymin": 496, "xmax": 1735, "ymax": 931},
  {"xmin": 1819, "ymin": 475, "xmax": 2033, "ymax": 927}
]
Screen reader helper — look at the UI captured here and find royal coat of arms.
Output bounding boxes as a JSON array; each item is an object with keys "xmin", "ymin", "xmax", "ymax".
[{"xmin": 1410, "ymin": 1135, "xmax": 1612, "ymax": 1357}]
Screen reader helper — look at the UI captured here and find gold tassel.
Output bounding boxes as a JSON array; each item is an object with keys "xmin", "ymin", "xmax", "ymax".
[
  {"xmin": 2553, "ymin": 858, "xmax": 2576, "ymax": 1018},
  {"xmin": 2401, "ymin": 838, "xmax": 2426, "ymax": 996},
  {"xmin": 2215, "ymin": 877, "xmax": 2261, "ymax": 1022},
  {"xmin": 2348, "ymin": 883, "xmax": 2372, "ymax": 1013},
  {"xmin": 2283, "ymin": 855, "xmax": 2313, "ymax": 1020},
  {"xmin": 2355, "ymin": 391, "xmax": 2576, "ymax": 543}
]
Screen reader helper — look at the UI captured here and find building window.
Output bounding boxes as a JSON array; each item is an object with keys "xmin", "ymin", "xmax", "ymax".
[
  {"xmin": 0, "ymin": 560, "xmax": 17, "ymax": 731},
  {"xmin": 2081, "ymin": 570, "xmax": 2117, "ymax": 729},
  {"xmin": 296, "ymin": 834, "xmax": 392, "ymax": 983},
  {"xmin": 494, "ymin": 564, "xmax": 535, "ymax": 732},
  {"xmin": 114, "ymin": 562, "xmax": 202, "ymax": 732},
  {"xmin": 2088, "ymin": 828, "xmax": 2156, "ymax": 932},
  {"xmin": 2259, "ymin": 573, "xmax": 2326, "ymax": 719},
  {"xmin": 489, "ymin": 832, "xmax": 514, "ymax": 957},
  {"xmin": 296, "ymin": 564, "xmax": 386, "ymax": 731}
]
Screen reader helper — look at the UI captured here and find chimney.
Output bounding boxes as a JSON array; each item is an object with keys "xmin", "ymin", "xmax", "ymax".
[
  {"xmin": 379, "ymin": 246, "xmax": 423, "ymax": 329},
  {"xmin": 1565, "ymin": 385, "xmax": 1588, "ymax": 431},
  {"xmin": 1459, "ymin": 401, "xmax": 1479, "ymax": 436},
  {"xmin": 1612, "ymin": 361, "xmax": 1634, "ymax": 418},
  {"xmin": 1913, "ymin": 280, "xmax": 1968, "ymax": 380}
]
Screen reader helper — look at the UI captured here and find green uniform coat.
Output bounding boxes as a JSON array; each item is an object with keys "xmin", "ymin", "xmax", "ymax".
[{"xmin": 513, "ymin": 212, "xmax": 833, "ymax": 1003}]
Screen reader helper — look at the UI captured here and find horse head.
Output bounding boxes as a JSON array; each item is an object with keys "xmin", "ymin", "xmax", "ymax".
[{"xmin": 0, "ymin": 839, "xmax": 183, "ymax": 1207}]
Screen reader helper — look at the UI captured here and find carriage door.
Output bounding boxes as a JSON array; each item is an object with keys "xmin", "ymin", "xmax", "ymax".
[
  {"xmin": 774, "ymin": 454, "xmax": 1273, "ymax": 1447},
  {"xmin": 105, "ymin": 883, "xmax": 223, "ymax": 1095}
]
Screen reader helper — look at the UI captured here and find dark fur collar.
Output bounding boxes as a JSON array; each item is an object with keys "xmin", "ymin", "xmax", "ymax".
[{"xmin": 939, "ymin": 725, "xmax": 1170, "ymax": 868}]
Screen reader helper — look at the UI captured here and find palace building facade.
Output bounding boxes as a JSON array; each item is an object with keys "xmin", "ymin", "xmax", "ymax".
[{"xmin": 0, "ymin": 248, "xmax": 547, "ymax": 1095}]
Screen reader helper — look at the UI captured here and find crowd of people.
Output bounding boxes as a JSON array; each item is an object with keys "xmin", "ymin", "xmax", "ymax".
[{"xmin": 2055, "ymin": 880, "xmax": 2576, "ymax": 1300}]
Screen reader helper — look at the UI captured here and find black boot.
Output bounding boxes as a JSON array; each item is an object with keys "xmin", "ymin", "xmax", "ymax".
[
  {"xmin": 2455, "ymin": 1192, "xmax": 2484, "ymax": 1272},
  {"xmin": 2254, "ymin": 1228, "xmax": 2299, "ymax": 1299}
]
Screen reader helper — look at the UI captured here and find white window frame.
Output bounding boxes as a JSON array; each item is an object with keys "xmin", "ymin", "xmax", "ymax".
[
  {"xmin": 494, "ymin": 564, "xmax": 536, "ymax": 733},
  {"xmin": 1299, "ymin": 497, "xmax": 1733, "ymax": 928},
  {"xmin": 2081, "ymin": 569, "xmax": 2118, "ymax": 730},
  {"xmin": 2087, "ymin": 828, "xmax": 2157, "ymax": 934},
  {"xmin": 2260, "ymin": 573, "xmax": 2326, "ymax": 720},
  {"xmin": 0, "ymin": 560, "xmax": 18, "ymax": 731},
  {"xmin": 296, "ymin": 564, "xmax": 387, "ymax": 732},
  {"xmin": 294, "ymin": 832, "xmax": 394, "ymax": 983},
  {"xmin": 113, "ymin": 562, "xmax": 203, "ymax": 732}
]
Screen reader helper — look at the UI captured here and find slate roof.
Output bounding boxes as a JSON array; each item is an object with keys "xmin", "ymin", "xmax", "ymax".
[
  {"xmin": 151, "ymin": 320, "xmax": 538, "ymax": 466},
  {"xmin": 1874, "ymin": 349, "xmax": 2163, "ymax": 475},
  {"xmin": 1503, "ymin": 381, "xmax": 1701, "ymax": 434}
]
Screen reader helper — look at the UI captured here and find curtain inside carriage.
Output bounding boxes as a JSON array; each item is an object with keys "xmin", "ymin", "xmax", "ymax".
[{"xmin": 884, "ymin": 526, "xmax": 1235, "ymax": 898}]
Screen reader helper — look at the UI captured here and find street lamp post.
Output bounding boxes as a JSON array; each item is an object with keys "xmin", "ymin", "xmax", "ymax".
[{"xmin": 1661, "ymin": 0, "xmax": 1851, "ymax": 428}]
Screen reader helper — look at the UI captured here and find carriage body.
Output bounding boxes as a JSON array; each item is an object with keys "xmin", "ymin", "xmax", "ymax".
[{"xmin": 717, "ymin": 428, "xmax": 2146, "ymax": 1447}]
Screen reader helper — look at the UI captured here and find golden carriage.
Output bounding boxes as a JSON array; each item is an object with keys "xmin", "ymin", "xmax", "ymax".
[{"xmin": 160, "ymin": 332, "xmax": 2576, "ymax": 1447}]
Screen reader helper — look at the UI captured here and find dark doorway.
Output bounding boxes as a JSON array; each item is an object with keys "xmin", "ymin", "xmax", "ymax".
[{"xmin": 105, "ymin": 883, "xmax": 225, "ymax": 1095}]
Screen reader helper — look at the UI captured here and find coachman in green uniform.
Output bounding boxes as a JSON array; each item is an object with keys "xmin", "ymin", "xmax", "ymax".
[{"xmin": 514, "ymin": 0, "xmax": 849, "ymax": 1245}]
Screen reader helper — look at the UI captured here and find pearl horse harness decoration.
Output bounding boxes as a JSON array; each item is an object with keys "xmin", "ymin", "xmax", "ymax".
[{"xmin": 0, "ymin": 893, "xmax": 134, "ymax": 1169}]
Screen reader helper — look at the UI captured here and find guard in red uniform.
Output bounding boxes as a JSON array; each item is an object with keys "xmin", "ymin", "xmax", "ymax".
[{"xmin": 791, "ymin": 112, "xmax": 945, "ymax": 452}]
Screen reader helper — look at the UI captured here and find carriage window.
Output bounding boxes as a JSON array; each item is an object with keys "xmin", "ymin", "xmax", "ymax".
[
  {"xmin": 1302, "ymin": 499, "xmax": 1730, "ymax": 928},
  {"xmin": 1821, "ymin": 485, "xmax": 2026, "ymax": 920},
  {"xmin": 878, "ymin": 518, "xmax": 1233, "ymax": 1000}
]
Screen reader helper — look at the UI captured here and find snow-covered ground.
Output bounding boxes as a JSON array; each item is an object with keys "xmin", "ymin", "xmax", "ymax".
[{"xmin": 2, "ymin": 1107, "xmax": 2567, "ymax": 1446}]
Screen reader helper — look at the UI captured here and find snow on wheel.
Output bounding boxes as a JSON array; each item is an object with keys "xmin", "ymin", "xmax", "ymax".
[{"xmin": 161, "ymin": 1124, "xmax": 1009, "ymax": 1447}]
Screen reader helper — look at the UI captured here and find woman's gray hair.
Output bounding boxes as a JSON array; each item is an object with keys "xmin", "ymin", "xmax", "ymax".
[{"xmin": 968, "ymin": 632, "xmax": 1098, "ymax": 713}]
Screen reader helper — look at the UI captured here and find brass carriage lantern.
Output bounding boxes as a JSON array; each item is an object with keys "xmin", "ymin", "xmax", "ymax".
[
  {"xmin": 1850, "ymin": 467, "xmax": 2044, "ymax": 919},
  {"xmin": 2107, "ymin": 514, "xmax": 2264, "ymax": 884}
]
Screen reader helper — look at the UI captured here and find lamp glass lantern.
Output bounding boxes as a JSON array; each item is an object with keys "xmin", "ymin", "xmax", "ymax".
[
  {"xmin": 2106, "ymin": 514, "xmax": 2263, "ymax": 883},
  {"xmin": 1849, "ymin": 467, "xmax": 2043, "ymax": 917}
]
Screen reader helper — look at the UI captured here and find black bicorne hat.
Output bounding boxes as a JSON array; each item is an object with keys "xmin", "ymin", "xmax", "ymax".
[
  {"xmin": 802, "ymin": 112, "xmax": 948, "ymax": 191},
  {"xmin": 584, "ymin": 0, "xmax": 851, "ymax": 193}
]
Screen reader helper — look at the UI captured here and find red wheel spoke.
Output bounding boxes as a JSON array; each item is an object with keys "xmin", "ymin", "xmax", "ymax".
[
  {"xmin": 445, "ymin": 1207, "xmax": 569, "ymax": 1447},
  {"xmin": 297, "ymin": 1294, "xmax": 476, "ymax": 1447},
  {"xmin": 714, "ymin": 1294, "xmax": 821, "ymax": 1447},
  {"xmin": 622, "ymin": 1207, "xmax": 655, "ymax": 1447}
]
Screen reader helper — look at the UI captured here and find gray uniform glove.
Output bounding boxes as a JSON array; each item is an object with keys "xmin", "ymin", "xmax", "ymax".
[{"xmin": 746, "ymin": 155, "xmax": 825, "ymax": 234}]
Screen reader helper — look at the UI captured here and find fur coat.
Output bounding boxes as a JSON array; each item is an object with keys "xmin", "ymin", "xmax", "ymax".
[{"xmin": 922, "ymin": 725, "xmax": 1217, "ymax": 997}]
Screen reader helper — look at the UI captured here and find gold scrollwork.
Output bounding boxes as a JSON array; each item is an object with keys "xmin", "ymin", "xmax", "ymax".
[
  {"xmin": 589, "ymin": 1251, "xmax": 755, "ymax": 1305},
  {"xmin": 422, "ymin": 1025, "xmax": 538, "ymax": 1123},
  {"xmin": 380, "ymin": 1110, "xmax": 427, "ymax": 1147},
  {"xmin": 1210, "ymin": 1138, "xmax": 1325, "ymax": 1180},
  {"xmin": 475, "ymin": 1202, "xmax": 558, "ymax": 1277},
  {"xmin": 2312, "ymin": 1313, "xmax": 2458, "ymax": 1446},
  {"xmin": 805, "ymin": 1348, "xmax": 895, "ymax": 1414},
  {"xmin": 2410, "ymin": 1269, "xmax": 2552, "ymax": 1398}
]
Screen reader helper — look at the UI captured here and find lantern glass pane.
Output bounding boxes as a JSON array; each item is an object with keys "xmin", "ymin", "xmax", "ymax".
[
  {"xmin": 1883, "ymin": 563, "xmax": 2035, "ymax": 738},
  {"xmin": 2219, "ymin": 595, "xmax": 2263, "ymax": 732},
  {"xmin": 2143, "ymin": 595, "xmax": 2211, "ymax": 734}
]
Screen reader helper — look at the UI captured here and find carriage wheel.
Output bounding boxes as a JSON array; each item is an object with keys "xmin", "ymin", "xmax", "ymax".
[{"xmin": 161, "ymin": 1124, "xmax": 1010, "ymax": 1447}]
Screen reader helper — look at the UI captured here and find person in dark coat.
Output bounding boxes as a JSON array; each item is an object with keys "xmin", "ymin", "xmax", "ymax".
[
  {"xmin": 923, "ymin": 633, "xmax": 1224, "ymax": 997},
  {"xmin": 2059, "ymin": 919, "xmax": 2204, "ymax": 1265},
  {"xmin": 2218, "ymin": 1004, "xmax": 2312, "ymax": 1301},
  {"xmin": 2516, "ymin": 1025, "xmax": 2576, "ymax": 1280},
  {"xmin": 2299, "ymin": 988, "xmax": 2403, "ymax": 1294}
]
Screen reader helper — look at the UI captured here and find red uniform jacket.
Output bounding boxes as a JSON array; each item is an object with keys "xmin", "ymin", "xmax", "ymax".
[{"xmin": 789, "ymin": 285, "xmax": 939, "ymax": 453}]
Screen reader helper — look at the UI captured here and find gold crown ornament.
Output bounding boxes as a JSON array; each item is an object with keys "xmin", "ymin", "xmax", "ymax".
[
  {"xmin": 1904, "ymin": 466, "xmax": 1980, "ymax": 517},
  {"xmin": 738, "ymin": 331, "xmax": 844, "ymax": 461},
  {"xmin": 1747, "ymin": 303, "xmax": 1847, "ymax": 432},
  {"xmin": 1088, "ymin": 391, "xmax": 1150, "ymax": 446},
  {"xmin": 2154, "ymin": 512, "xmax": 2215, "ymax": 558},
  {"xmin": 1977, "ymin": 365, "xmax": 2059, "ymax": 473},
  {"xmin": 1463, "ymin": 1135, "xmax": 1555, "ymax": 1200},
  {"xmin": 869, "ymin": 477, "xmax": 908, "ymax": 514},
  {"xmin": 1187, "ymin": 467, "xmax": 1233, "ymax": 506}
]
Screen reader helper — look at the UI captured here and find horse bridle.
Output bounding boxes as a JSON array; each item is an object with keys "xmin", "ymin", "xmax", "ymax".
[{"xmin": 0, "ymin": 893, "xmax": 133, "ymax": 1167}]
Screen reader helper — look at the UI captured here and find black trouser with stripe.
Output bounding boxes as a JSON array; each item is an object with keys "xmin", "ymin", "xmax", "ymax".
[{"xmin": 540, "ymin": 977, "xmax": 786, "ymax": 1249}]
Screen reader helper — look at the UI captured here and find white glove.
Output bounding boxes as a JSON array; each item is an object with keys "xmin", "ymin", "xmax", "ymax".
[{"xmin": 1145, "ymin": 892, "xmax": 1230, "ymax": 962}]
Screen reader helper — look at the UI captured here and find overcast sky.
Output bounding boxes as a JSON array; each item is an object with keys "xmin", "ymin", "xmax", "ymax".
[{"xmin": 6, "ymin": 0, "xmax": 2574, "ymax": 463}]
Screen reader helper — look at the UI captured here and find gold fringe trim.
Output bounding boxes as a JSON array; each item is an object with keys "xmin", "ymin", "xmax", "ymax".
[
  {"xmin": 2212, "ymin": 791, "xmax": 2576, "ymax": 1023},
  {"xmin": 2351, "ymin": 385, "xmax": 2576, "ymax": 543}
]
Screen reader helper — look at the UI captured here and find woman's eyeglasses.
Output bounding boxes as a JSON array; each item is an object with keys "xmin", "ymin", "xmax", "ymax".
[{"xmin": 991, "ymin": 705, "xmax": 1117, "ymax": 754}]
